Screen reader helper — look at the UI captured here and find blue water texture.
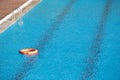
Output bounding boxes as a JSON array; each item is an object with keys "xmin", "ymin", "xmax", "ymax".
[{"xmin": 0, "ymin": 0, "xmax": 120, "ymax": 80}]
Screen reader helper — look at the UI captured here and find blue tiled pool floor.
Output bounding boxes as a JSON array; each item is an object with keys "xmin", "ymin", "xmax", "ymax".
[{"xmin": 0, "ymin": 0, "xmax": 120, "ymax": 80}]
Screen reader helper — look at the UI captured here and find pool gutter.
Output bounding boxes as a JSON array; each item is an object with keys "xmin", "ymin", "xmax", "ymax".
[{"xmin": 0, "ymin": 0, "xmax": 42, "ymax": 33}]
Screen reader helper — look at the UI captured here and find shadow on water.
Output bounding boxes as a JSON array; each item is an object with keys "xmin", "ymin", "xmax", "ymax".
[
  {"xmin": 12, "ymin": 0, "xmax": 76, "ymax": 80},
  {"xmin": 80, "ymin": 0, "xmax": 112, "ymax": 80}
]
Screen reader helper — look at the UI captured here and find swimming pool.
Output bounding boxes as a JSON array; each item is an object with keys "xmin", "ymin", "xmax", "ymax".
[{"xmin": 0, "ymin": 0, "xmax": 120, "ymax": 80}]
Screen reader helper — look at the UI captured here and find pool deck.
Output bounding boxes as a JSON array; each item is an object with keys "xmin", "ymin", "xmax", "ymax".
[
  {"xmin": 0, "ymin": 0, "xmax": 41, "ymax": 33},
  {"xmin": 0, "ymin": 0, "xmax": 27, "ymax": 20}
]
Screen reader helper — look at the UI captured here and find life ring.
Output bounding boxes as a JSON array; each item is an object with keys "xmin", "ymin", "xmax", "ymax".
[{"xmin": 19, "ymin": 48, "xmax": 38, "ymax": 55}]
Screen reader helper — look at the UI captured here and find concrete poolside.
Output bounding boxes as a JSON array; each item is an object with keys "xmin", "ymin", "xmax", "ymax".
[
  {"xmin": 0, "ymin": 0, "xmax": 41, "ymax": 33},
  {"xmin": 0, "ymin": 0, "xmax": 27, "ymax": 20}
]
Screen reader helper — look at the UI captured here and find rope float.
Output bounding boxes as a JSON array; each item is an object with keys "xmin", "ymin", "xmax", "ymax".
[{"xmin": 19, "ymin": 48, "xmax": 38, "ymax": 56}]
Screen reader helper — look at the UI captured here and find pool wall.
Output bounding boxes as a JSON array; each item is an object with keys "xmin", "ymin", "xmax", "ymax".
[{"xmin": 0, "ymin": 0, "xmax": 42, "ymax": 33}]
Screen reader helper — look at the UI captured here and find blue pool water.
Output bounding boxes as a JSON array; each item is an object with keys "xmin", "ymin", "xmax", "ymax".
[{"xmin": 0, "ymin": 0, "xmax": 120, "ymax": 80}]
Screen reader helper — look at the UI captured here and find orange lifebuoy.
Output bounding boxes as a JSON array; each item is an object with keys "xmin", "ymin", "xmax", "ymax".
[{"xmin": 19, "ymin": 48, "xmax": 38, "ymax": 56}]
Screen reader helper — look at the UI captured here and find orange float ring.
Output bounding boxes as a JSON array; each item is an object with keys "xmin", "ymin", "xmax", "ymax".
[{"xmin": 19, "ymin": 48, "xmax": 38, "ymax": 56}]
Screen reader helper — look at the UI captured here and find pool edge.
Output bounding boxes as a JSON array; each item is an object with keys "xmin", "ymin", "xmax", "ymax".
[{"xmin": 0, "ymin": 0, "xmax": 42, "ymax": 33}]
